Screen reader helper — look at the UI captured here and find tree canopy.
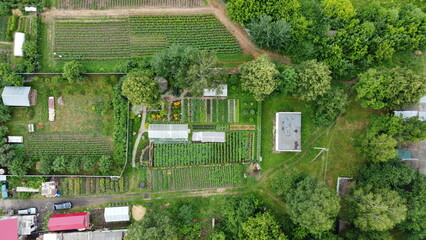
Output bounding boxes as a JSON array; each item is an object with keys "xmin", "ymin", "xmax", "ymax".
[
  {"xmin": 248, "ymin": 16, "xmax": 292, "ymax": 51},
  {"xmin": 296, "ymin": 59, "xmax": 332, "ymax": 102},
  {"xmin": 63, "ymin": 61, "xmax": 86, "ymax": 83},
  {"xmin": 242, "ymin": 212, "xmax": 288, "ymax": 240},
  {"xmin": 126, "ymin": 212, "xmax": 178, "ymax": 240},
  {"xmin": 240, "ymin": 55, "xmax": 279, "ymax": 101},
  {"xmin": 286, "ymin": 176, "xmax": 340, "ymax": 234},
  {"xmin": 313, "ymin": 86, "xmax": 348, "ymax": 125},
  {"xmin": 121, "ymin": 70, "xmax": 160, "ymax": 107},
  {"xmin": 355, "ymin": 67, "xmax": 426, "ymax": 110},
  {"xmin": 357, "ymin": 133, "xmax": 398, "ymax": 162}
]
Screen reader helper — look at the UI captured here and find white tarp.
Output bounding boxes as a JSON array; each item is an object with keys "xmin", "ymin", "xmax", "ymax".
[
  {"xmin": 419, "ymin": 112, "xmax": 426, "ymax": 121},
  {"xmin": 7, "ymin": 136, "xmax": 23, "ymax": 143},
  {"xmin": 192, "ymin": 132, "xmax": 226, "ymax": 143},
  {"xmin": 24, "ymin": 7, "xmax": 37, "ymax": 12},
  {"xmin": 14, "ymin": 32, "xmax": 25, "ymax": 57},
  {"xmin": 203, "ymin": 84, "xmax": 227, "ymax": 97},
  {"xmin": 148, "ymin": 124, "xmax": 189, "ymax": 140},
  {"xmin": 104, "ymin": 207, "xmax": 130, "ymax": 222},
  {"xmin": 420, "ymin": 95, "xmax": 426, "ymax": 104},
  {"xmin": 2, "ymin": 87, "xmax": 31, "ymax": 107},
  {"xmin": 394, "ymin": 111, "xmax": 419, "ymax": 119}
]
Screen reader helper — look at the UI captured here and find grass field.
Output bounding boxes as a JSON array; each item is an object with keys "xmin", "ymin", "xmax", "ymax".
[
  {"xmin": 55, "ymin": 0, "xmax": 206, "ymax": 9},
  {"xmin": 6, "ymin": 77, "xmax": 115, "ymax": 157}
]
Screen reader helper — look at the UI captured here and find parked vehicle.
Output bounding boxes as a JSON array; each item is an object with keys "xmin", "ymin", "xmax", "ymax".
[
  {"xmin": 4, "ymin": 209, "xmax": 14, "ymax": 215},
  {"xmin": 53, "ymin": 201, "xmax": 72, "ymax": 210},
  {"xmin": 18, "ymin": 207, "xmax": 37, "ymax": 215}
]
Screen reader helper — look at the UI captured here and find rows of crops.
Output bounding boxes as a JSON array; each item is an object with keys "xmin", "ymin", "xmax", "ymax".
[
  {"xmin": 184, "ymin": 99, "xmax": 238, "ymax": 123},
  {"xmin": 153, "ymin": 132, "xmax": 254, "ymax": 166},
  {"xmin": 56, "ymin": 0, "xmax": 205, "ymax": 9},
  {"xmin": 0, "ymin": 17, "xmax": 7, "ymax": 41},
  {"xmin": 26, "ymin": 134, "xmax": 112, "ymax": 157},
  {"xmin": 151, "ymin": 164, "xmax": 245, "ymax": 191},
  {"xmin": 59, "ymin": 177, "xmax": 129, "ymax": 196},
  {"xmin": 52, "ymin": 15, "xmax": 240, "ymax": 61}
]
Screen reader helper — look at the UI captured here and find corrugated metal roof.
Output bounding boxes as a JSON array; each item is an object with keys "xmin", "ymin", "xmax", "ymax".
[
  {"xmin": 148, "ymin": 124, "xmax": 189, "ymax": 140},
  {"xmin": 104, "ymin": 207, "xmax": 129, "ymax": 222},
  {"xmin": 397, "ymin": 149, "xmax": 413, "ymax": 160},
  {"xmin": 0, "ymin": 218, "xmax": 18, "ymax": 240},
  {"xmin": 203, "ymin": 84, "xmax": 227, "ymax": 97},
  {"xmin": 2, "ymin": 87, "xmax": 31, "ymax": 107},
  {"xmin": 192, "ymin": 132, "xmax": 226, "ymax": 143},
  {"xmin": 48, "ymin": 212, "xmax": 90, "ymax": 231},
  {"xmin": 13, "ymin": 32, "xmax": 25, "ymax": 57}
]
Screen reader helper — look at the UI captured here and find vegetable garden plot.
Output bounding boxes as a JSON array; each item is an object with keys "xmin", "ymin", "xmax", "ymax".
[
  {"xmin": 153, "ymin": 132, "xmax": 255, "ymax": 166},
  {"xmin": 59, "ymin": 177, "xmax": 129, "ymax": 196},
  {"xmin": 56, "ymin": 0, "xmax": 206, "ymax": 9},
  {"xmin": 151, "ymin": 164, "xmax": 246, "ymax": 191},
  {"xmin": 52, "ymin": 15, "xmax": 240, "ymax": 61},
  {"xmin": 184, "ymin": 98, "xmax": 238, "ymax": 123},
  {"xmin": 0, "ymin": 17, "xmax": 7, "ymax": 41},
  {"xmin": 26, "ymin": 134, "xmax": 113, "ymax": 157}
]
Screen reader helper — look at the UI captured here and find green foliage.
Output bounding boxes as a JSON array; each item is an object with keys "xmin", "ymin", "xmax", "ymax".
[
  {"xmin": 0, "ymin": 144, "xmax": 14, "ymax": 167},
  {"xmin": 286, "ymin": 176, "xmax": 340, "ymax": 234},
  {"xmin": 38, "ymin": 156, "xmax": 53, "ymax": 174},
  {"xmin": 5, "ymin": 15, "xmax": 18, "ymax": 40},
  {"xmin": 355, "ymin": 67, "xmax": 426, "ymax": 110},
  {"xmin": 347, "ymin": 185, "xmax": 407, "ymax": 232},
  {"xmin": 113, "ymin": 80, "xmax": 128, "ymax": 165},
  {"xmin": 247, "ymin": 16, "xmax": 292, "ymax": 51},
  {"xmin": 0, "ymin": 126, "xmax": 8, "ymax": 138},
  {"xmin": 184, "ymin": 50, "xmax": 227, "ymax": 97},
  {"xmin": 242, "ymin": 212, "xmax": 288, "ymax": 240},
  {"xmin": 114, "ymin": 57, "xmax": 150, "ymax": 73},
  {"xmin": 52, "ymin": 156, "xmax": 68, "ymax": 172},
  {"xmin": 82, "ymin": 155, "xmax": 96, "ymax": 171},
  {"xmin": 7, "ymin": 147, "xmax": 31, "ymax": 176},
  {"xmin": 321, "ymin": 0, "xmax": 356, "ymax": 22},
  {"xmin": 313, "ymin": 86, "xmax": 348, "ymax": 125},
  {"xmin": 125, "ymin": 211, "xmax": 178, "ymax": 240},
  {"xmin": 357, "ymin": 133, "xmax": 398, "ymax": 162},
  {"xmin": 0, "ymin": 62, "xmax": 24, "ymax": 87},
  {"xmin": 121, "ymin": 70, "xmax": 160, "ymax": 107},
  {"xmin": 63, "ymin": 61, "xmax": 86, "ymax": 83},
  {"xmin": 0, "ymin": 103, "xmax": 11, "ymax": 123},
  {"xmin": 177, "ymin": 204, "xmax": 196, "ymax": 223},
  {"xmin": 296, "ymin": 59, "xmax": 332, "ymax": 102},
  {"xmin": 68, "ymin": 157, "xmax": 81, "ymax": 174},
  {"xmin": 269, "ymin": 170, "xmax": 301, "ymax": 198},
  {"xmin": 276, "ymin": 65, "xmax": 299, "ymax": 95},
  {"xmin": 369, "ymin": 115, "xmax": 426, "ymax": 143},
  {"xmin": 240, "ymin": 55, "xmax": 279, "ymax": 101},
  {"xmin": 22, "ymin": 39, "xmax": 39, "ymax": 72},
  {"xmin": 99, "ymin": 155, "xmax": 113, "ymax": 175}
]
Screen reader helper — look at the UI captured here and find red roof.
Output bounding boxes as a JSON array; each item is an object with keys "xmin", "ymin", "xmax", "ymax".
[
  {"xmin": 0, "ymin": 218, "xmax": 18, "ymax": 240},
  {"xmin": 48, "ymin": 212, "xmax": 90, "ymax": 231}
]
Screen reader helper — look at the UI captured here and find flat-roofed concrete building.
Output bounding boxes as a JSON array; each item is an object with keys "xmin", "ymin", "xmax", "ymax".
[{"xmin": 275, "ymin": 112, "xmax": 301, "ymax": 152}]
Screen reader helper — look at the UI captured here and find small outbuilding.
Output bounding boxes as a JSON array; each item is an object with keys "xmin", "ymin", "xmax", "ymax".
[
  {"xmin": 2, "ymin": 86, "xmax": 31, "ymax": 107},
  {"xmin": 148, "ymin": 124, "xmax": 189, "ymax": 141},
  {"xmin": 203, "ymin": 84, "xmax": 227, "ymax": 97},
  {"xmin": 336, "ymin": 177, "xmax": 356, "ymax": 197},
  {"xmin": 13, "ymin": 32, "xmax": 25, "ymax": 57},
  {"xmin": 192, "ymin": 132, "xmax": 226, "ymax": 143},
  {"xmin": 7, "ymin": 136, "xmax": 23, "ymax": 143},
  {"xmin": 24, "ymin": 6, "xmax": 37, "ymax": 12},
  {"xmin": 104, "ymin": 207, "xmax": 130, "ymax": 223},
  {"xmin": 48, "ymin": 212, "xmax": 90, "ymax": 231},
  {"xmin": 275, "ymin": 112, "xmax": 301, "ymax": 152},
  {"xmin": 42, "ymin": 230, "xmax": 127, "ymax": 240}
]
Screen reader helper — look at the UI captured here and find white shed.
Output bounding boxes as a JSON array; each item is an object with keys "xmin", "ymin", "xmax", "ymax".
[
  {"xmin": 203, "ymin": 84, "xmax": 227, "ymax": 97},
  {"xmin": 2, "ymin": 87, "xmax": 31, "ymax": 107},
  {"xmin": 24, "ymin": 7, "xmax": 37, "ymax": 12},
  {"xmin": 104, "ymin": 207, "xmax": 130, "ymax": 222},
  {"xmin": 13, "ymin": 32, "xmax": 25, "ymax": 57},
  {"xmin": 148, "ymin": 124, "xmax": 189, "ymax": 140},
  {"xmin": 192, "ymin": 132, "xmax": 226, "ymax": 143},
  {"xmin": 7, "ymin": 136, "xmax": 23, "ymax": 143}
]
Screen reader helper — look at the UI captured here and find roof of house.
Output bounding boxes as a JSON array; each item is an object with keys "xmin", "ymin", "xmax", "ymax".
[
  {"xmin": 48, "ymin": 212, "xmax": 90, "ymax": 231},
  {"xmin": 13, "ymin": 32, "xmax": 25, "ymax": 57},
  {"xmin": 43, "ymin": 230, "xmax": 127, "ymax": 240},
  {"xmin": 203, "ymin": 84, "xmax": 227, "ymax": 97},
  {"xmin": 2, "ymin": 87, "xmax": 31, "ymax": 107},
  {"xmin": 192, "ymin": 132, "xmax": 226, "ymax": 143},
  {"xmin": 104, "ymin": 207, "xmax": 130, "ymax": 222},
  {"xmin": 275, "ymin": 112, "xmax": 301, "ymax": 152},
  {"xmin": 0, "ymin": 217, "xmax": 18, "ymax": 240},
  {"xmin": 148, "ymin": 124, "xmax": 189, "ymax": 140}
]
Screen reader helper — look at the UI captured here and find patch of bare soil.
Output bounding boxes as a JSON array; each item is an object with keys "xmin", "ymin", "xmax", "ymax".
[{"xmin": 132, "ymin": 205, "xmax": 146, "ymax": 221}]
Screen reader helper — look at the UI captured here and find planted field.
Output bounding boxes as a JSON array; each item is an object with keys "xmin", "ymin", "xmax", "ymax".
[
  {"xmin": 151, "ymin": 164, "xmax": 246, "ymax": 191},
  {"xmin": 0, "ymin": 17, "xmax": 7, "ymax": 41},
  {"xmin": 52, "ymin": 15, "xmax": 240, "ymax": 61},
  {"xmin": 56, "ymin": 0, "xmax": 205, "ymax": 9},
  {"xmin": 59, "ymin": 177, "xmax": 129, "ymax": 196},
  {"xmin": 184, "ymin": 99, "xmax": 238, "ymax": 123},
  {"xmin": 153, "ymin": 132, "xmax": 255, "ymax": 166},
  {"xmin": 26, "ymin": 134, "xmax": 112, "ymax": 157}
]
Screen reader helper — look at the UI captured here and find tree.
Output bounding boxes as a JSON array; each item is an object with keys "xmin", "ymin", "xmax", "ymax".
[
  {"xmin": 286, "ymin": 176, "xmax": 340, "ymax": 234},
  {"xmin": 240, "ymin": 55, "xmax": 279, "ymax": 101},
  {"xmin": 313, "ymin": 86, "xmax": 348, "ymax": 125},
  {"xmin": 269, "ymin": 170, "xmax": 301, "ymax": 198},
  {"xmin": 357, "ymin": 133, "xmax": 397, "ymax": 162},
  {"xmin": 369, "ymin": 115, "xmax": 426, "ymax": 143},
  {"xmin": 82, "ymin": 155, "xmax": 96, "ymax": 171},
  {"xmin": 68, "ymin": 157, "xmax": 81, "ymax": 174},
  {"xmin": 0, "ymin": 126, "xmax": 8, "ymax": 138},
  {"xmin": 183, "ymin": 50, "xmax": 227, "ymax": 97},
  {"xmin": 38, "ymin": 156, "xmax": 53, "ymax": 175},
  {"xmin": 121, "ymin": 70, "xmax": 160, "ymax": 107},
  {"xmin": 125, "ymin": 212, "xmax": 178, "ymax": 240},
  {"xmin": 248, "ymin": 16, "xmax": 292, "ymax": 51},
  {"xmin": 242, "ymin": 212, "xmax": 288, "ymax": 240},
  {"xmin": 348, "ymin": 185, "xmax": 407, "ymax": 232},
  {"xmin": 99, "ymin": 155, "xmax": 113, "ymax": 175},
  {"xmin": 0, "ymin": 144, "xmax": 14, "ymax": 167},
  {"xmin": 0, "ymin": 2, "xmax": 10, "ymax": 16},
  {"xmin": 296, "ymin": 60, "xmax": 332, "ymax": 101},
  {"xmin": 52, "ymin": 156, "xmax": 68, "ymax": 172},
  {"xmin": 0, "ymin": 104, "xmax": 11, "ymax": 123},
  {"xmin": 63, "ymin": 61, "xmax": 86, "ymax": 83},
  {"xmin": 150, "ymin": 44, "xmax": 196, "ymax": 85},
  {"xmin": 355, "ymin": 67, "xmax": 426, "ymax": 110},
  {"xmin": 321, "ymin": 0, "xmax": 356, "ymax": 21},
  {"xmin": 8, "ymin": 149, "xmax": 30, "ymax": 176},
  {"xmin": 276, "ymin": 64, "xmax": 299, "ymax": 95}
]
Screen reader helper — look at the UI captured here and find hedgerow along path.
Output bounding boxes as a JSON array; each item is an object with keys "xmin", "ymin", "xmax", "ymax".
[{"xmin": 52, "ymin": 14, "xmax": 241, "ymax": 61}]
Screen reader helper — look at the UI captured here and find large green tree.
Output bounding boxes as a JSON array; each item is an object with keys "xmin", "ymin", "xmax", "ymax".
[
  {"xmin": 357, "ymin": 133, "xmax": 397, "ymax": 162},
  {"xmin": 248, "ymin": 16, "xmax": 292, "ymax": 51},
  {"xmin": 121, "ymin": 70, "xmax": 160, "ymax": 107},
  {"xmin": 348, "ymin": 185, "xmax": 407, "ymax": 232},
  {"xmin": 184, "ymin": 50, "xmax": 226, "ymax": 97},
  {"xmin": 355, "ymin": 67, "xmax": 426, "ymax": 110},
  {"xmin": 296, "ymin": 59, "xmax": 332, "ymax": 101},
  {"xmin": 313, "ymin": 86, "xmax": 348, "ymax": 125},
  {"xmin": 286, "ymin": 176, "xmax": 340, "ymax": 234},
  {"xmin": 0, "ymin": 104, "xmax": 11, "ymax": 123},
  {"xmin": 99, "ymin": 155, "xmax": 113, "ymax": 175},
  {"xmin": 369, "ymin": 115, "xmax": 426, "ymax": 143},
  {"xmin": 321, "ymin": 0, "xmax": 356, "ymax": 21},
  {"xmin": 125, "ymin": 212, "xmax": 178, "ymax": 240},
  {"xmin": 240, "ymin": 55, "xmax": 279, "ymax": 101},
  {"xmin": 63, "ymin": 61, "xmax": 86, "ymax": 83},
  {"xmin": 242, "ymin": 212, "xmax": 288, "ymax": 240}
]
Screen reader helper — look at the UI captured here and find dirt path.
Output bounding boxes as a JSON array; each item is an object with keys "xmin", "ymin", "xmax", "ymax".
[
  {"xmin": 0, "ymin": 41, "xmax": 12, "ymax": 45},
  {"xmin": 131, "ymin": 106, "xmax": 147, "ymax": 167}
]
